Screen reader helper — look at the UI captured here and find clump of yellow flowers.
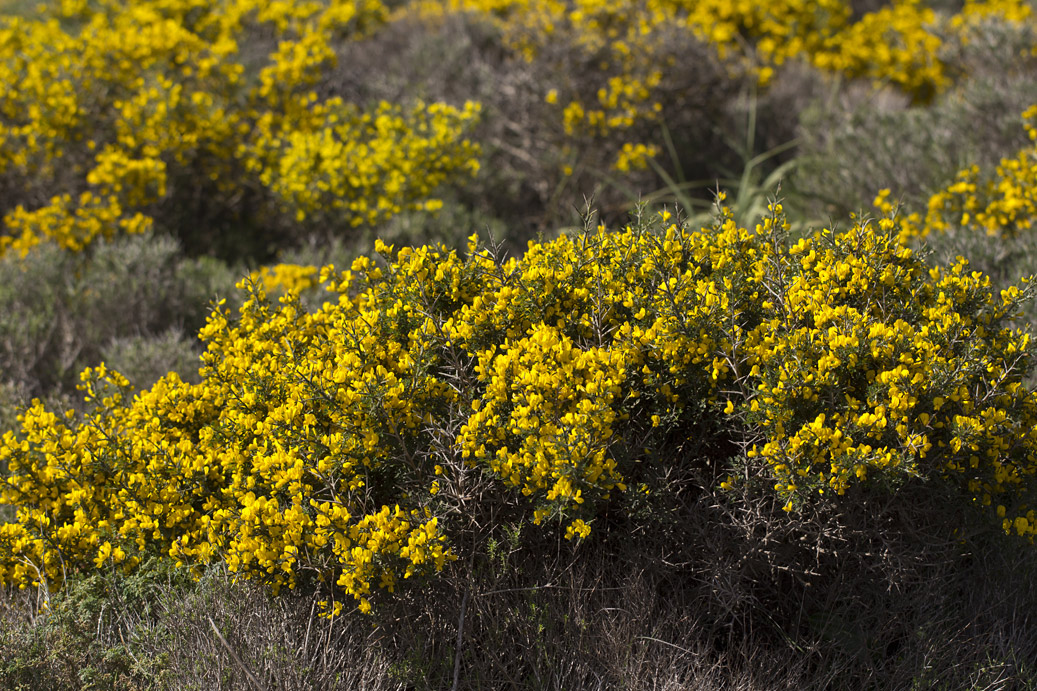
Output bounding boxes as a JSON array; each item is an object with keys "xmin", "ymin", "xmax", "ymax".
[
  {"xmin": 3, "ymin": 201, "xmax": 1037, "ymax": 616},
  {"xmin": 0, "ymin": 0, "xmax": 481, "ymax": 257},
  {"xmin": 250, "ymin": 263, "xmax": 320, "ymax": 296}
]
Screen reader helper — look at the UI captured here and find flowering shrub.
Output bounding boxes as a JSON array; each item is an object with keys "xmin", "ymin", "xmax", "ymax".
[
  {"xmin": 389, "ymin": 0, "xmax": 1033, "ymax": 207},
  {"xmin": 745, "ymin": 214, "xmax": 1037, "ymax": 528},
  {"xmin": 0, "ymin": 0, "xmax": 481, "ymax": 258},
  {"xmin": 2, "ymin": 202, "xmax": 1036, "ymax": 618},
  {"xmin": 812, "ymin": 0, "xmax": 946, "ymax": 99},
  {"xmin": 248, "ymin": 99, "xmax": 481, "ymax": 228}
]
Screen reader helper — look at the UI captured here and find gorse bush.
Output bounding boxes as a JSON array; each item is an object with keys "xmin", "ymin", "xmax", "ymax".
[
  {"xmin": 1, "ymin": 203, "xmax": 1035, "ymax": 620},
  {"xmin": 0, "ymin": 0, "xmax": 481, "ymax": 260}
]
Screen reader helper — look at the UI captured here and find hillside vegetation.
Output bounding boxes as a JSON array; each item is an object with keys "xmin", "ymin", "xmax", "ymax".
[{"xmin": 1, "ymin": 1, "xmax": 1037, "ymax": 688}]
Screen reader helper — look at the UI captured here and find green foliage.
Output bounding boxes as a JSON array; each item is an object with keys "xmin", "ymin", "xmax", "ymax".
[
  {"xmin": 635, "ymin": 90, "xmax": 804, "ymax": 234},
  {"xmin": 0, "ymin": 557, "xmax": 191, "ymax": 690},
  {"xmin": 101, "ymin": 330, "xmax": 203, "ymax": 390},
  {"xmin": 0, "ymin": 233, "xmax": 236, "ymax": 398}
]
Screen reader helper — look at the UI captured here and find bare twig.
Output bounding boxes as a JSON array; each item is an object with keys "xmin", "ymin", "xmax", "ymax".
[
  {"xmin": 451, "ymin": 586, "xmax": 469, "ymax": 691},
  {"xmin": 208, "ymin": 615, "xmax": 267, "ymax": 691}
]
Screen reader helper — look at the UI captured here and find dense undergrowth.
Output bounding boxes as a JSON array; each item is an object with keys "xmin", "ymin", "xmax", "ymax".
[{"xmin": 1, "ymin": 0, "xmax": 1037, "ymax": 689}]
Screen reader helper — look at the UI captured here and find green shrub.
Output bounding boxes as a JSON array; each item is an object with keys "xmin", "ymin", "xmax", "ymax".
[
  {"xmin": 101, "ymin": 330, "xmax": 203, "ymax": 391},
  {"xmin": 0, "ymin": 233, "xmax": 237, "ymax": 399},
  {"xmin": 0, "ymin": 557, "xmax": 191, "ymax": 690}
]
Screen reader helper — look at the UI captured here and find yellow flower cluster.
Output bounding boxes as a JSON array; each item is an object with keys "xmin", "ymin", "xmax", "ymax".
[
  {"xmin": 250, "ymin": 99, "xmax": 481, "ymax": 227},
  {"xmin": 691, "ymin": 0, "xmax": 1032, "ymax": 97},
  {"xmin": 952, "ymin": 0, "xmax": 1036, "ymax": 34},
  {"xmin": 459, "ymin": 322, "xmax": 628, "ymax": 519},
  {"xmin": 680, "ymin": 0, "xmax": 849, "ymax": 81},
  {"xmin": 3, "ymin": 203, "xmax": 1037, "ymax": 617},
  {"xmin": 744, "ymin": 212, "xmax": 1037, "ymax": 534},
  {"xmin": 813, "ymin": 0, "xmax": 1030, "ymax": 100},
  {"xmin": 812, "ymin": 0, "xmax": 946, "ymax": 99},
  {"xmin": 0, "ymin": 276, "xmax": 456, "ymax": 614},
  {"xmin": 250, "ymin": 263, "xmax": 321, "ymax": 295},
  {"xmin": 890, "ymin": 104, "xmax": 1037, "ymax": 240},
  {"xmin": 0, "ymin": 191, "xmax": 154, "ymax": 256},
  {"xmin": 0, "ymin": 0, "xmax": 480, "ymax": 256}
]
